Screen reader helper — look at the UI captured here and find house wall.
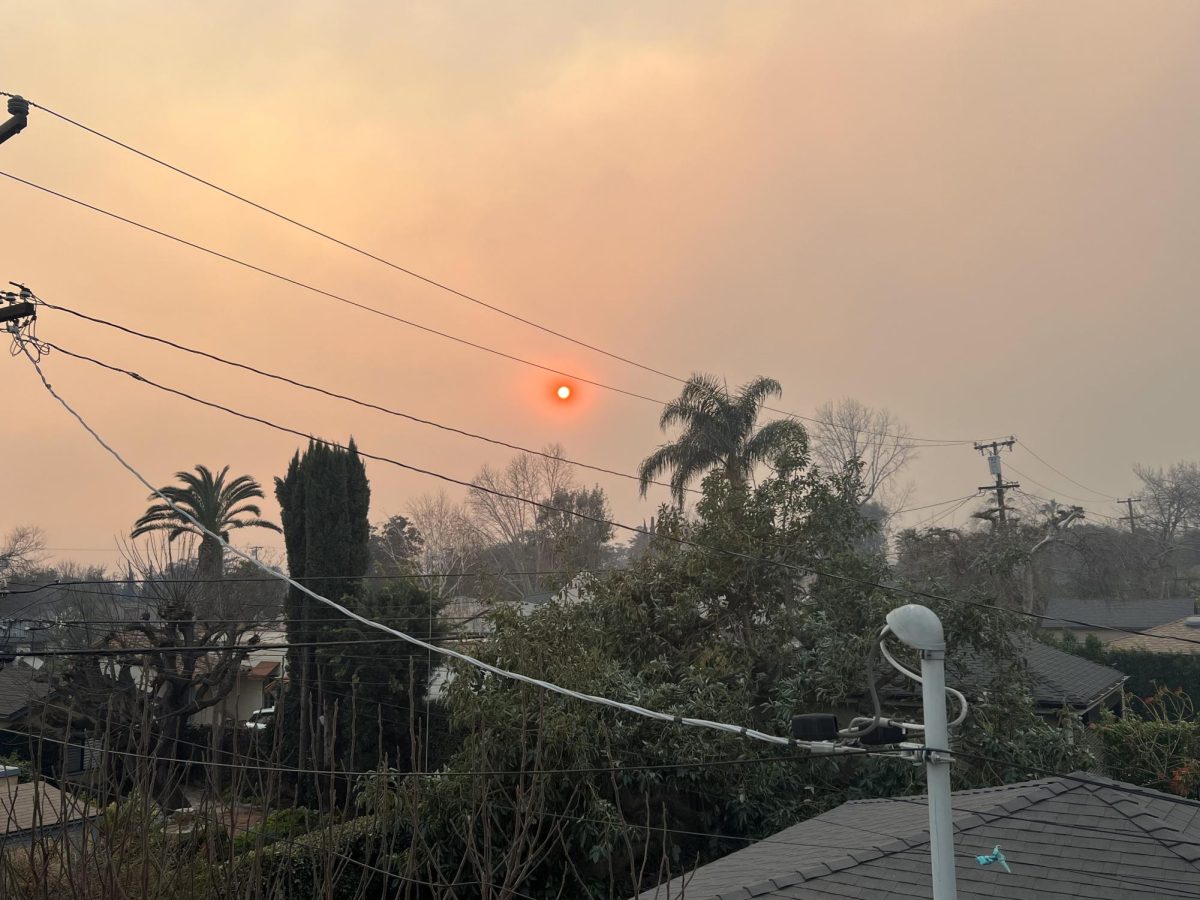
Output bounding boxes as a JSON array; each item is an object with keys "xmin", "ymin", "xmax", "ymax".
[
  {"xmin": 193, "ymin": 676, "xmax": 269, "ymax": 728},
  {"xmin": 1041, "ymin": 627, "xmax": 1126, "ymax": 645}
]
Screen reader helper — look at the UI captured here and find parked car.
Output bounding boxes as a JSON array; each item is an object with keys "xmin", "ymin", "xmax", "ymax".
[{"xmin": 243, "ymin": 707, "xmax": 274, "ymax": 731}]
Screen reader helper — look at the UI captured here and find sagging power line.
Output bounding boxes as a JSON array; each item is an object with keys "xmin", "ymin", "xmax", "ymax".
[{"xmin": 6, "ymin": 95, "xmax": 975, "ymax": 446}]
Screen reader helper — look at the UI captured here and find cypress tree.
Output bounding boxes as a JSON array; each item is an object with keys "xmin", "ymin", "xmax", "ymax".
[{"xmin": 274, "ymin": 439, "xmax": 370, "ymax": 802}]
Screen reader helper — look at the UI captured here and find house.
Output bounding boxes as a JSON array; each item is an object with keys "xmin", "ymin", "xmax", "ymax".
[
  {"xmin": 441, "ymin": 576, "xmax": 593, "ymax": 640},
  {"xmin": 1040, "ymin": 597, "xmax": 1196, "ymax": 644},
  {"xmin": 964, "ymin": 638, "xmax": 1126, "ymax": 723},
  {"xmin": 191, "ymin": 630, "xmax": 286, "ymax": 728},
  {"xmin": 1107, "ymin": 615, "xmax": 1200, "ymax": 654},
  {"xmin": 871, "ymin": 638, "xmax": 1126, "ymax": 726},
  {"xmin": 67, "ymin": 626, "xmax": 286, "ymax": 730},
  {"xmin": 638, "ymin": 773, "xmax": 1200, "ymax": 898},
  {"xmin": 0, "ymin": 766, "xmax": 95, "ymax": 848},
  {"xmin": 0, "ymin": 663, "xmax": 101, "ymax": 778},
  {"xmin": 0, "ymin": 663, "xmax": 49, "ymax": 728}
]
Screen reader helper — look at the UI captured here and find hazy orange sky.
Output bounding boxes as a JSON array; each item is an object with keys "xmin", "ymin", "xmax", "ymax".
[{"xmin": 4, "ymin": 2, "xmax": 1200, "ymax": 569}]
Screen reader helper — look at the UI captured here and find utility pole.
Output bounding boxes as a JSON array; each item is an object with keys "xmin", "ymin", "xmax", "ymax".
[
  {"xmin": 974, "ymin": 438, "xmax": 1019, "ymax": 525},
  {"xmin": 1117, "ymin": 497, "xmax": 1140, "ymax": 533}
]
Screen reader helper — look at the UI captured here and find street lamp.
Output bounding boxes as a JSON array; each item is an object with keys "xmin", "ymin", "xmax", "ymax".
[{"xmin": 885, "ymin": 604, "xmax": 959, "ymax": 900}]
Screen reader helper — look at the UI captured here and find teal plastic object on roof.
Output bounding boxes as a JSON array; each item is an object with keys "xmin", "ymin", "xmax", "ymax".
[{"xmin": 975, "ymin": 846, "xmax": 1012, "ymax": 874}]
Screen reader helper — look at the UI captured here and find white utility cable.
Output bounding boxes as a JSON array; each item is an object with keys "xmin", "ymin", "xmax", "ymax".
[
  {"xmin": 20, "ymin": 344, "xmax": 866, "ymax": 755},
  {"xmin": 879, "ymin": 638, "xmax": 969, "ymax": 728}
]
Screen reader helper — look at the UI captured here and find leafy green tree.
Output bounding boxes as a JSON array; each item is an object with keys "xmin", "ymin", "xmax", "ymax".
[
  {"xmin": 533, "ymin": 485, "xmax": 614, "ymax": 574},
  {"xmin": 1093, "ymin": 688, "xmax": 1200, "ymax": 797},
  {"xmin": 638, "ymin": 373, "xmax": 807, "ymax": 505},
  {"xmin": 318, "ymin": 581, "xmax": 449, "ymax": 774},
  {"xmin": 469, "ymin": 448, "xmax": 614, "ymax": 597},
  {"xmin": 381, "ymin": 438, "xmax": 1090, "ymax": 897},
  {"xmin": 368, "ymin": 513, "xmax": 424, "ymax": 578},
  {"xmin": 274, "ymin": 439, "xmax": 371, "ymax": 801},
  {"xmin": 131, "ymin": 464, "xmax": 280, "ymax": 589}
]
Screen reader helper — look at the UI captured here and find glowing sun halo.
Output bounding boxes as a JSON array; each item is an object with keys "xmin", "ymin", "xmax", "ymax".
[{"xmin": 556, "ymin": 385, "xmax": 572, "ymax": 400}]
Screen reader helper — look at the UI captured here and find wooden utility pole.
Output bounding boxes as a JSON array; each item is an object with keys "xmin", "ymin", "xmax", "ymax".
[
  {"xmin": 974, "ymin": 438, "xmax": 1019, "ymax": 525},
  {"xmin": 1117, "ymin": 497, "xmax": 1140, "ymax": 533}
]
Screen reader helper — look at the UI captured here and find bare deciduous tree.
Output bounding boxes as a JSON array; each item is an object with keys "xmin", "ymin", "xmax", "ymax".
[
  {"xmin": 1134, "ymin": 462, "xmax": 1200, "ymax": 545},
  {"xmin": 468, "ymin": 446, "xmax": 577, "ymax": 598},
  {"xmin": 0, "ymin": 526, "xmax": 48, "ymax": 582},
  {"xmin": 406, "ymin": 490, "xmax": 484, "ymax": 600},
  {"xmin": 810, "ymin": 399, "xmax": 916, "ymax": 508}
]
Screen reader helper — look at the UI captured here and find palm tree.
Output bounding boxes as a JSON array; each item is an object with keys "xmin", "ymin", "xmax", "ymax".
[
  {"xmin": 131, "ymin": 464, "xmax": 280, "ymax": 585},
  {"xmin": 638, "ymin": 374, "xmax": 807, "ymax": 505}
]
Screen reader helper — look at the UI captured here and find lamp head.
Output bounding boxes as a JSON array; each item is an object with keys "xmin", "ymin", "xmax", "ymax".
[{"xmin": 885, "ymin": 604, "xmax": 945, "ymax": 652}]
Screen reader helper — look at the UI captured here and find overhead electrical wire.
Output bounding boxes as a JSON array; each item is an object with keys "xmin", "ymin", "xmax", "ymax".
[
  {"xmin": 1004, "ymin": 462, "xmax": 1100, "ymax": 507},
  {"xmin": 0, "ymin": 569, "xmax": 609, "ymax": 593},
  {"xmin": 2, "ymin": 713, "xmax": 908, "ymax": 782},
  {"xmin": 0, "ymin": 170, "xmax": 669, "ymax": 406},
  {"xmin": 890, "ymin": 494, "xmax": 978, "ymax": 516},
  {"xmin": 17, "ymin": 97, "xmax": 687, "ymax": 381},
  {"xmin": 28, "ymin": 340, "xmax": 1200, "ymax": 653},
  {"xmin": 35, "ymin": 297, "xmax": 698, "ymax": 496},
  {"xmin": 0, "ymin": 636, "xmax": 473, "ymax": 659},
  {"xmin": 15, "ymin": 93, "xmax": 1200, "ymax": 893},
  {"xmin": 16, "ymin": 342, "xmax": 875, "ymax": 755},
  {"xmin": 4, "ymin": 97, "xmax": 976, "ymax": 446},
  {"xmin": 0, "ymin": 170, "xmax": 979, "ymax": 448},
  {"xmin": 1016, "ymin": 439, "xmax": 1119, "ymax": 501}
]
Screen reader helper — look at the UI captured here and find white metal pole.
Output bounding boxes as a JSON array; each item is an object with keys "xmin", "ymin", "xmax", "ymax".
[{"xmin": 919, "ymin": 645, "xmax": 958, "ymax": 900}]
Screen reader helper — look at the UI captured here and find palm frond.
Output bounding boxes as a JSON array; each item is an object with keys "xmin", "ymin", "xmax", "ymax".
[
  {"xmin": 745, "ymin": 418, "xmax": 808, "ymax": 465},
  {"xmin": 226, "ymin": 518, "xmax": 283, "ymax": 533}
]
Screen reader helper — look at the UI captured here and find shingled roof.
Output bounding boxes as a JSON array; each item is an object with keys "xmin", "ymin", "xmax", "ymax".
[
  {"xmin": 1015, "ymin": 639, "xmax": 1125, "ymax": 710},
  {"xmin": 1041, "ymin": 597, "xmax": 1195, "ymax": 631},
  {"xmin": 638, "ymin": 774, "xmax": 1200, "ymax": 899},
  {"xmin": 1108, "ymin": 616, "xmax": 1200, "ymax": 654},
  {"xmin": 0, "ymin": 770, "xmax": 94, "ymax": 838},
  {"xmin": 901, "ymin": 638, "xmax": 1125, "ymax": 715},
  {"xmin": 0, "ymin": 663, "xmax": 49, "ymax": 721}
]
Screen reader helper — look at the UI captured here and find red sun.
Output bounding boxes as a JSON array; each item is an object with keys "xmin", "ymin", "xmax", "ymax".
[{"xmin": 556, "ymin": 385, "xmax": 572, "ymax": 401}]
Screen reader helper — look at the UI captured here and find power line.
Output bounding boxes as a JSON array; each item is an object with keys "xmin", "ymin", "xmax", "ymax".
[
  {"xmin": 891, "ymin": 495, "xmax": 978, "ymax": 516},
  {"xmin": 1, "ymin": 173, "xmax": 983, "ymax": 448},
  {"xmin": 21, "ymin": 97, "xmax": 688, "ymax": 382},
  {"xmin": 35, "ymin": 341, "xmax": 1200, "ymax": 654},
  {"xmin": 0, "ymin": 170, "xmax": 669, "ymax": 406},
  {"xmin": 1016, "ymin": 440, "xmax": 1119, "ymax": 501},
  {"xmin": 1005, "ymin": 462, "xmax": 1097, "ymax": 507},
  {"xmin": 18, "ymin": 344, "xmax": 873, "ymax": 756},
  {"xmin": 0, "ymin": 636, "xmax": 474, "ymax": 659},
  {"xmin": 37, "ymin": 297, "xmax": 697, "ymax": 495},
  {"xmin": 907, "ymin": 495, "xmax": 977, "ymax": 531},
  {"xmin": 8, "ymin": 100, "xmax": 974, "ymax": 446},
  {"xmin": 1, "ymin": 568, "xmax": 606, "ymax": 592},
  {"xmin": 0, "ymin": 714, "xmax": 910, "ymax": 781}
]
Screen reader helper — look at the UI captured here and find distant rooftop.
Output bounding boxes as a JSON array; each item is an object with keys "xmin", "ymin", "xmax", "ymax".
[
  {"xmin": 1108, "ymin": 616, "xmax": 1200, "ymax": 654},
  {"xmin": 935, "ymin": 638, "xmax": 1125, "ymax": 714},
  {"xmin": 0, "ymin": 662, "xmax": 49, "ymax": 720},
  {"xmin": 1, "ymin": 774, "xmax": 93, "ymax": 838},
  {"xmin": 1041, "ymin": 597, "xmax": 1195, "ymax": 632}
]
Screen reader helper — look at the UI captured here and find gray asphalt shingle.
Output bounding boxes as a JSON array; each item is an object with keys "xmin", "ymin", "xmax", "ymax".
[
  {"xmin": 0, "ymin": 663, "xmax": 48, "ymax": 720},
  {"xmin": 639, "ymin": 774, "xmax": 1200, "ymax": 899},
  {"xmin": 1041, "ymin": 597, "xmax": 1195, "ymax": 631}
]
